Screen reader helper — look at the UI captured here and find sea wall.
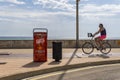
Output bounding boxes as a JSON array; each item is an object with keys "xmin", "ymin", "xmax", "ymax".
[{"xmin": 0, "ymin": 40, "xmax": 120, "ymax": 49}]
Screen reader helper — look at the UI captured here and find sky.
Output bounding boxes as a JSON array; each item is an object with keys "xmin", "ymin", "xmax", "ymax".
[{"xmin": 0, "ymin": 0, "xmax": 120, "ymax": 39}]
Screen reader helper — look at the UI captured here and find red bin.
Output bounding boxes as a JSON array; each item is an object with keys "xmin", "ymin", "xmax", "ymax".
[{"xmin": 33, "ymin": 28, "xmax": 48, "ymax": 62}]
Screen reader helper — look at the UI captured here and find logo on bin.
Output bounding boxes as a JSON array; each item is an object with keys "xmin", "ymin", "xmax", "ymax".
[
  {"xmin": 36, "ymin": 38, "xmax": 45, "ymax": 50},
  {"xmin": 36, "ymin": 38, "xmax": 45, "ymax": 44}
]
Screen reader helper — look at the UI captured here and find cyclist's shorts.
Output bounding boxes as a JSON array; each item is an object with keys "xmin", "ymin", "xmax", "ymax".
[{"xmin": 98, "ymin": 35, "xmax": 106, "ymax": 40}]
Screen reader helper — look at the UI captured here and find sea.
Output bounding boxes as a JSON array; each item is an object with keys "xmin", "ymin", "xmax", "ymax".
[{"xmin": 0, "ymin": 36, "xmax": 33, "ymax": 40}]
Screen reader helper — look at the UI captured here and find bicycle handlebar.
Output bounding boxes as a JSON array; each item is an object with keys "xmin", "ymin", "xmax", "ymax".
[
  {"xmin": 88, "ymin": 33, "xmax": 93, "ymax": 37},
  {"xmin": 88, "ymin": 33, "xmax": 94, "ymax": 40}
]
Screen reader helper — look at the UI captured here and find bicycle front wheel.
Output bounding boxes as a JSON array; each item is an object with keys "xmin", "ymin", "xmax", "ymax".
[
  {"xmin": 82, "ymin": 42, "xmax": 94, "ymax": 54},
  {"xmin": 100, "ymin": 42, "xmax": 111, "ymax": 54}
]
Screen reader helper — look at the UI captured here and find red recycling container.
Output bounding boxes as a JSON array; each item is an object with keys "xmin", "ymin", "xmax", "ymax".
[{"xmin": 33, "ymin": 28, "xmax": 48, "ymax": 62}]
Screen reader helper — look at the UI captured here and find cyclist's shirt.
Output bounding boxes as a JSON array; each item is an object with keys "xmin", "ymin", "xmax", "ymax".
[{"xmin": 101, "ymin": 28, "xmax": 106, "ymax": 36}]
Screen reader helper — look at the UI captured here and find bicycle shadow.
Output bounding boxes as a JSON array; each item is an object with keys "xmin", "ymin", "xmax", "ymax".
[{"xmin": 88, "ymin": 54, "xmax": 110, "ymax": 58}]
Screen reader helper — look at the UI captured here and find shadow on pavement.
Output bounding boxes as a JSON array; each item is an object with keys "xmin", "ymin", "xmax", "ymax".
[
  {"xmin": 65, "ymin": 49, "xmax": 78, "ymax": 65},
  {"xmin": 57, "ymin": 48, "xmax": 78, "ymax": 80},
  {"xmin": 22, "ymin": 61, "xmax": 45, "ymax": 68},
  {"xmin": 0, "ymin": 62, "xmax": 7, "ymax": 65}
]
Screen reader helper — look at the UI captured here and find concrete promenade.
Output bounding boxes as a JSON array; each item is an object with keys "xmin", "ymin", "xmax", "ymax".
[{"xmin": 0, "ymin": 48, "xmax": 120, "ymax": 80}]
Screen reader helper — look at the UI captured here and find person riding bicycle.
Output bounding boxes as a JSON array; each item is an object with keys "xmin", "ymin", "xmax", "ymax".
[{"xmin": 93, "ymin": 23, "xmax": 106, "ymax": 49}]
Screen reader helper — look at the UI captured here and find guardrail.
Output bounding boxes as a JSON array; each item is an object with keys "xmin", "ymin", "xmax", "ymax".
[{"xmin": 0, "ymin": 40, "xmax": 120, "ymax": 48}]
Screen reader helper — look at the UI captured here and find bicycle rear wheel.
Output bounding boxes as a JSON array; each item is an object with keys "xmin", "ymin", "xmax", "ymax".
[
  {"xmin": 82, "ymin": 42, "xmax": 94, "ymax": 54},
  {"xmin": 100, "ymin": 42, "xmax": 111, "ymax": 54}
]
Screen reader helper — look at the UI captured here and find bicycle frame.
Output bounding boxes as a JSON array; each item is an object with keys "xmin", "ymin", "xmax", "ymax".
[{"xmin": 88, "ymin": 37, "xmax": 98, "ymax": 48}]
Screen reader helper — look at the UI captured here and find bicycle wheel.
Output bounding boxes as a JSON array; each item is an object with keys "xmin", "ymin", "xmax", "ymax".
[
  {"xmin": 100, "ymin": 42, "xmax": 111, "ymax": 54},
  {"xmin": 82, "ymin": 42, "xmax": 94, "ymax": 54}
]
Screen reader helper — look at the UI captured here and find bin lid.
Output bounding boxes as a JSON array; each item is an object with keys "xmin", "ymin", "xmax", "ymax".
[{"xmin": 33, "ymin": 28, "xmax": 48, "ymax": 33}]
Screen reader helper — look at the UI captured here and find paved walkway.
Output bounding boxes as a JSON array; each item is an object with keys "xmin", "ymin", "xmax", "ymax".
[{"xmin": 0, "ymin": 48, "xmax": 120, "ymax": 80}]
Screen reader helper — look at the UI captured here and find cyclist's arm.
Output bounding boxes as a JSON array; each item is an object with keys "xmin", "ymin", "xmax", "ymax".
[{"xmin": 93, "ymin": 28, "xmax": 102, "ymax": 37}]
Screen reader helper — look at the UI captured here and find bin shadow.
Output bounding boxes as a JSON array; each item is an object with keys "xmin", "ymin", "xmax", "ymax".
[
  {"xmin": 22, "ymin": 61, "xmax": 45, "ymax": 68},
  {"xmin": 48, "ymin": 61, "xmax": 61, "ymax": 65}
]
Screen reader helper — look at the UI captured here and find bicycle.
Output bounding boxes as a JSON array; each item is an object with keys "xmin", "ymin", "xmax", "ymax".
[{"xmin": 82, "ymin": 33, "xmax": 111, "ymax": 54}]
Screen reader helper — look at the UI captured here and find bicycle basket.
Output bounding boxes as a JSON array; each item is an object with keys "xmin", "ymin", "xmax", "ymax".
[{"xmin": 88, "ymin": 33, "xmax": 93, "ymax": 37}]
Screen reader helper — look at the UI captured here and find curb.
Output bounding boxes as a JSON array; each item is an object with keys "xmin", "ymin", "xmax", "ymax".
[{"xmin": 0, "ymin": 59, "xmax": 120, "ymax": 80}]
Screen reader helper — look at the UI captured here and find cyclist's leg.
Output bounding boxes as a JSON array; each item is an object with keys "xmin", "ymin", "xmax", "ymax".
[
  {"xmin": 99, "ymin": 35, "xmax": 106, "ymax": 49},
  {"xmin": 95, "ymin": 36, "xmax": 101, "ymax": 47},
  {"xmin": 99, "ymin": 39, "xmax": 103, "ymax": 48}
]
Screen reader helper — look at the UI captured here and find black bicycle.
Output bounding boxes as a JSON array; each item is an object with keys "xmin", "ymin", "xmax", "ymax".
[{"xmin": 82, "ymin": 33, "xmax": 111, "ymax": 54}]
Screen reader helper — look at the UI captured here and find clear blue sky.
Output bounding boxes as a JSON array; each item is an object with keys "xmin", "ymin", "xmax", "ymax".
[{"xmin": 0, "ymin": 0, "xmax": 120, "ymax": 39}]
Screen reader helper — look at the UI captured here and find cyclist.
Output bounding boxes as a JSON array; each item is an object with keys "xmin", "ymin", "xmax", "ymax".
[{"xmin": 93, "ymin": 23, "xmax": 106, "ymax": 49}]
